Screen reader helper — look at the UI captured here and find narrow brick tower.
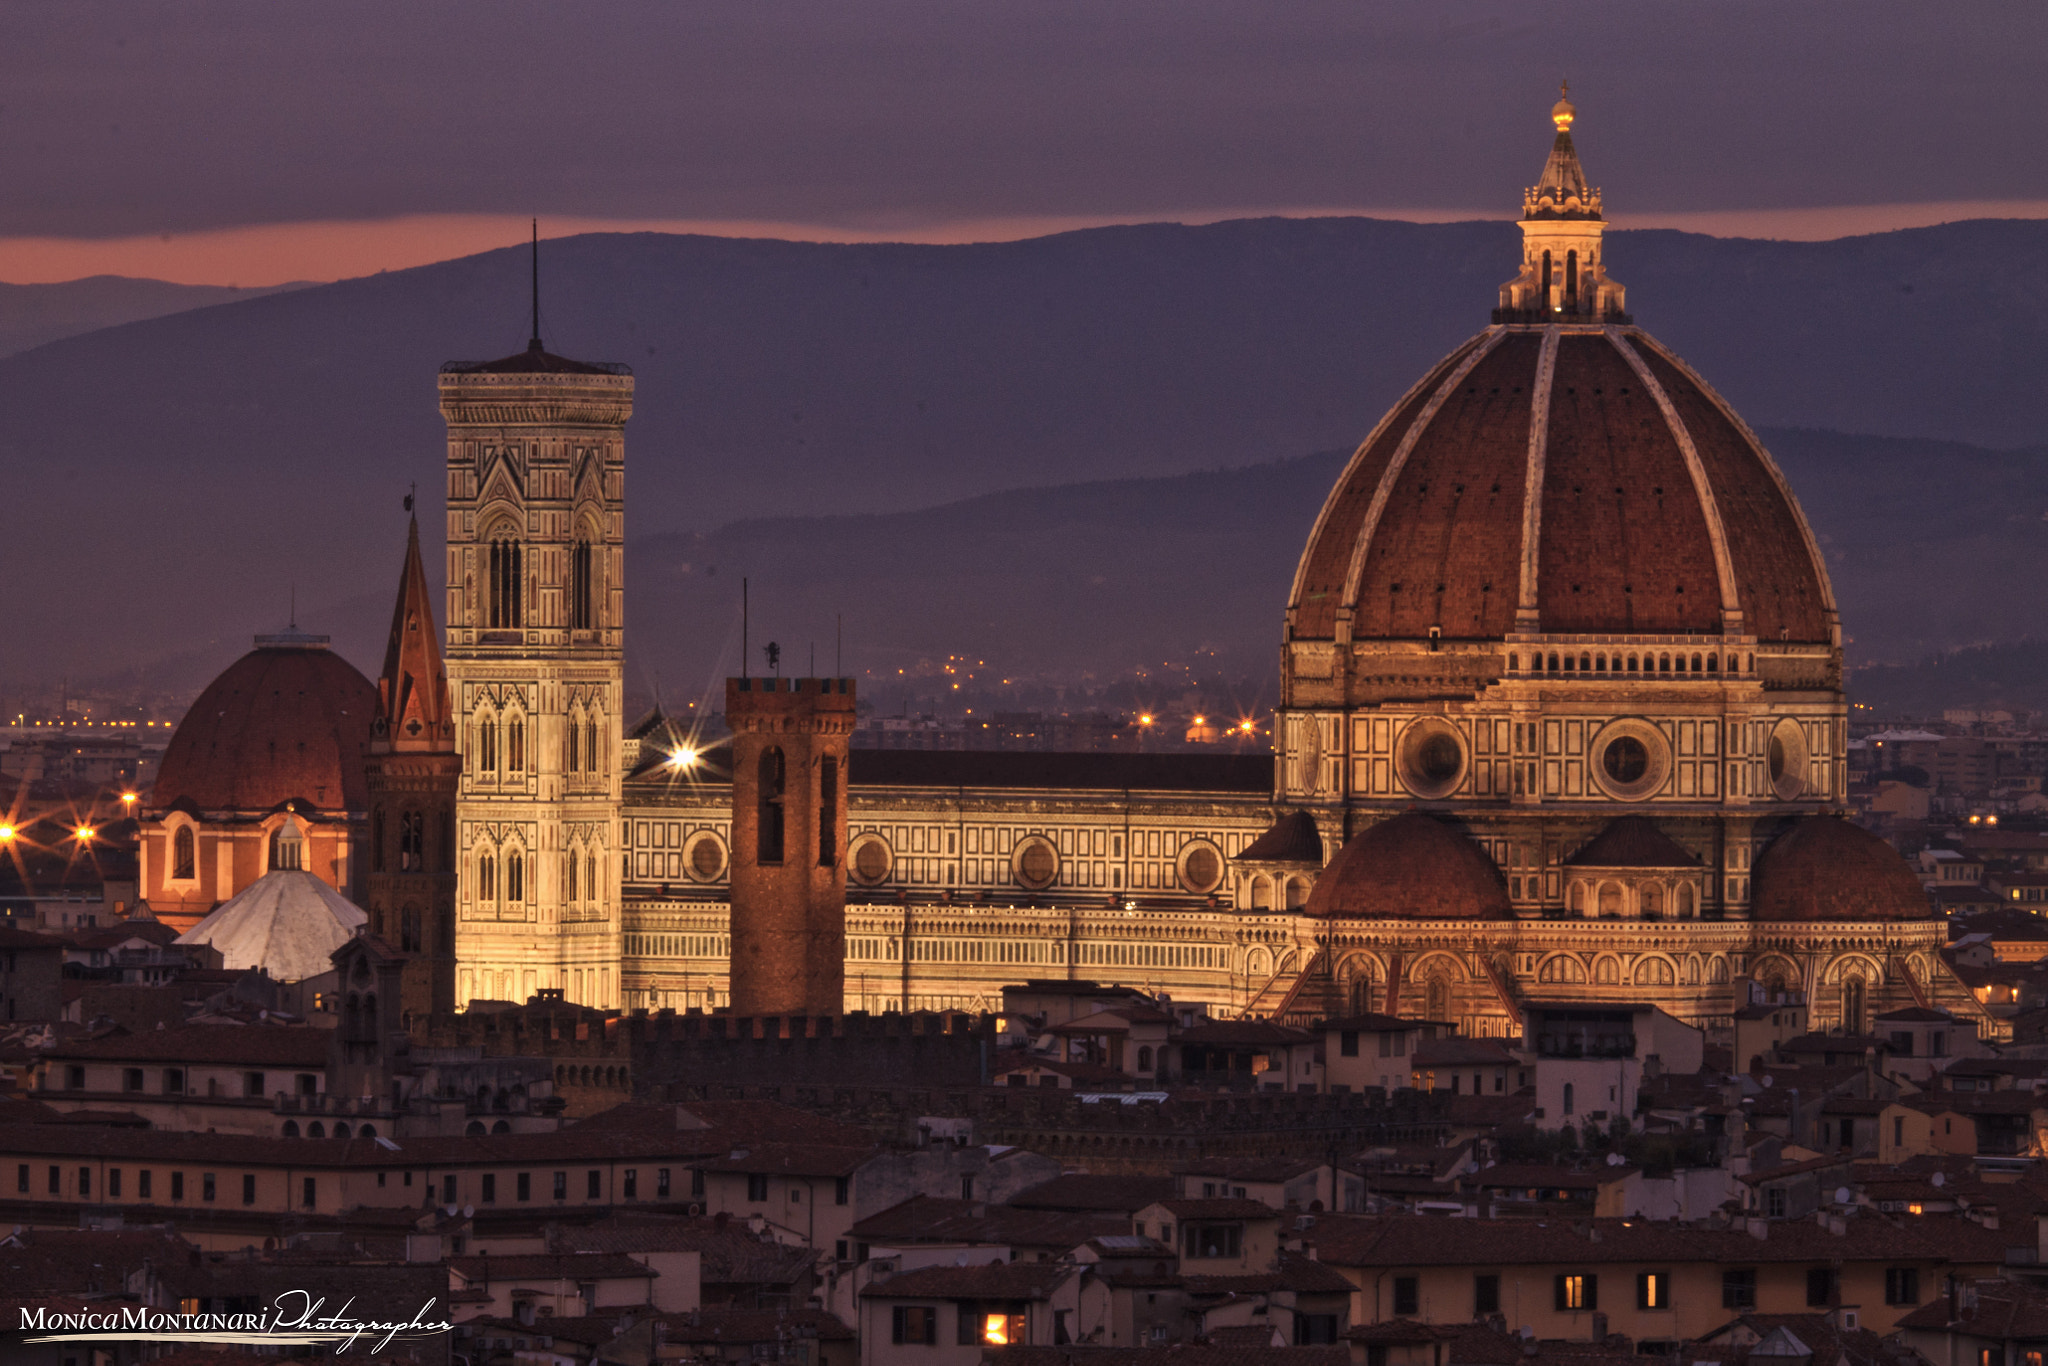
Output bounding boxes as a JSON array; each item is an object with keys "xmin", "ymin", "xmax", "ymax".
[
  {"xmin": 725, "ymin": 676, "xmax": 856, "ymax": 1015},
  {"xmin": 364, "ymin": 513, "xmax": 461, "ymax": 1017}
]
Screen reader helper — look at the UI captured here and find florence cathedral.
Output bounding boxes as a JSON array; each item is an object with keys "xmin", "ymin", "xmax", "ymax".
[{"xmin": 133, "ymin": 93, "xmax": 1990, "ymax": 1041}]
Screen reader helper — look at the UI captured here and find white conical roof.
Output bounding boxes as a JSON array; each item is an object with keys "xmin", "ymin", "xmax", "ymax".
[{"xmin": 175, "ymin": 869, "xmax": 367, "ymax": 982}]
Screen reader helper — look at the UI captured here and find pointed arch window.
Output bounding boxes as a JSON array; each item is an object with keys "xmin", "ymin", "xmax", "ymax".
[
  {"xmin": 586, "ymin": 716, "xmax": 601, "ymax": 773},
  {"xmin": 507, "ymin": 716, "xmax": 525, "ymax": 773},
  {"xmin": 488, "ymin": 535, "xmax": 523, "ymax": 629},
  {"xmin": 400, "ymin": 811, "xmax": 424, "ymax": 872},
  {"xmin": 818, "ymin": 755, "xmax": 839, "ymax": 868},
  {"xmin": 1565, "ymin": 249, "xmax": 1579, "ymax": 309},
  {"xmin": 478, "ymin": 852, "xmax": 496, "ymax": 903},
  {"xmin": 585, "ymin": 852, "xmax": 598, "ymax": 904},
  {"xmin": 566, "ymin": 711, "xmax": 581, "ymax": 773},
  {"xmin": 572, "ymin": 538, "xmax": 595, "ymax": 630},
  {"xmin": 566, "ymin": 850, "xmax": 579, "ymax": 903},
  {"xmin": 507, "ymin": 852, "xmax": 525, "ymax": 904},
  {"xmin": 478, "ymin": 714, "xmax": 498, "ymax": 774},
  {"xmin": 1842, "ymin": 976, "xmax": 1866, "ymax": 1033},
  {"xmin": 758, "ymin": 747, "xmax": 786, "ymax": 864},
  {"xmin": 172, "ymin": 826, "xmax": 196, "ymax": 881}
]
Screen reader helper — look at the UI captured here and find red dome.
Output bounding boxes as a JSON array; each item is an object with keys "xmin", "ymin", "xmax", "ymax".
[
  {"xmin": 1303, "ymin": 812, "xmax": 1511, "ymax": 920},
  {"xmin": 1288, "ymin": 327, "xmax": 1835, "ymax": 645},
  {"xmin": 154, "ymin": 642, "xmax": 377, "ymax": 813},
  {"xmin": 1751, "ymin": 817, "xmax": 1931, "ymax": 922}
]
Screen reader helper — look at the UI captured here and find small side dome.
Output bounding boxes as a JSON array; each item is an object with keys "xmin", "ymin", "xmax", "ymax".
[
  {"xmin": 175, "ymin": 869, "xmax": 370, "ymax": 981},
  {"xmin": 1303, "ymin": 812, "xmax": 1511, "ymax": 920},
  {"xmin": 1751, "ymin": 817, "xmax": 1931, "ymax": 922},
  {"xmin": 154, "ymin": 640, "xmax": 377, "ymax": 813}
]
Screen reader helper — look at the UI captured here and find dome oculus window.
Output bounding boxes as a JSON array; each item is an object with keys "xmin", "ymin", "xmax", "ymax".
[
  {"xmin": 1396, "ymin": 719, "xmax": 1468, "ymax": 800},
  {"xmin": 1014, "ymin": 836, "xmax": 1060, "ymax": 891},
  {"xmin": 1768, "ymin": 717, "xmax": 1809, "ymax": 801},
  {"xmin": 1179, "ymin": 842, "xmax": 1224, "ymax": 894},
  {"xmin": 687, "ymin": 833, "xmax": 727, "ymax": 882},
  {"xmin": 850, "ymin": 836, "xmax": 893, "ymax": 887},
  {"xmin": 1589, "ymin": 719, "xmax": 1671, "ymax": 801}
]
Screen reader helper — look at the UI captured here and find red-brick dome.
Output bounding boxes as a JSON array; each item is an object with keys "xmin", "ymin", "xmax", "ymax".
[
  {"xmin": 1287, "ymin": 326, "xmax": 1836, "ymax": 645},
  {"xmin": 154, "ymin": 640, "xmax": 376, "ymax": 813},
  {"xmin": 1303, "ymin": 812, "xmax": 1511, "ymax": 920},
  {"xmin": 1751, "ymin": 817, "xmax": 1931, "ymax": 922}
]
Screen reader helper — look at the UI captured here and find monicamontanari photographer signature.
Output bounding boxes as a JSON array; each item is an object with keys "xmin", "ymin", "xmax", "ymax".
[{"xmin": 20, "ymin": 1290, "xmax": 453, "ymax": 1353}]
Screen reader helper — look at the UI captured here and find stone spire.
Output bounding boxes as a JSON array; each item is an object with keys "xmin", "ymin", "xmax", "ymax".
[
  {"xmin": 373, "ymin": 514, "xmax": 453, "ymax": 751},
  {"xmin": 1495, "ymin": 84, "xmax": 1629, "ymax": 324}
]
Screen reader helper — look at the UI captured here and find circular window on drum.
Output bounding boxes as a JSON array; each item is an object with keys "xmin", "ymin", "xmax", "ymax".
[
  {"xmin": 1396, "ymin": 718, "xmax": 1467, "ymax": 800},
  {"xmin": 1768, "ymin": 717, "xmax": 1809, "ymax": 801},
  {"xmin": 1178, "ymin": 841, "xmax": 1224, "ymax": 894},
  {"xmin": 686, "ymin": 833, "xmax": 728, "ymax": 882},
  {"xmin": 849, "ymin": 836, "xmax": 893, "ymax": 887},
  {"xmin": 1589, "ymin": 719, "xmax": 1671, "ymax": 801},
  {"xmin": 1013, "ymin": 836, "xmax": 1060, "ymax": 891}
]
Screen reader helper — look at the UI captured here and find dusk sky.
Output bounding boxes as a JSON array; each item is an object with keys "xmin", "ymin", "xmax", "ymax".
[{"xmin": 5, "ymin": 1, "xmax": 2048, "ymax": 285}]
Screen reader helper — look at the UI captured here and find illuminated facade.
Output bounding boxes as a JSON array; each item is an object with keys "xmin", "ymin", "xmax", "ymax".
[
  {"xmin": 440, "ymin": 339, "xmax": 632, "ymax": 1009},
  {"xmin": 604, "ymin": 94, "xmax": 1989, "ymax": 1040},
  {"xmin": 145, "ymin": 97, "xmax": 1991, "ymax": 1039}
]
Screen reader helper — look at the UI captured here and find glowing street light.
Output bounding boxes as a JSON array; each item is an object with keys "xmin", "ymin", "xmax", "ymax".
[
  {"xmin": 75, "ymin": 826, "xmax": 95, "ymax": 841},
  {"xmin": 0, "ymin": 825, "xmax": 14, "ymax": 842},
  {"xmin": 666, "ymin": 747, "xmax": 699, "ymax": 770}
]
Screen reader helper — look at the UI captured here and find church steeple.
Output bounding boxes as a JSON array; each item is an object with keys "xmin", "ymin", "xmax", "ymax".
[
  {"xmin": 373, "ymin": 513, "xmax": 453, "ymax": 751},
  {"xmin": 1495, "ymin": 84, "xmax": 1629, "ymax": 324}
]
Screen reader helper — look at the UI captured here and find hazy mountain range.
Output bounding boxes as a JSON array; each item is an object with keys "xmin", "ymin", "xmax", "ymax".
[
  {"xmin": 3, "ymin": 217, "xmax": 2047, "ymax": 706},
  {"xmin": 0, "ymin": 276, "xmax": 304, "ymax": 360}
]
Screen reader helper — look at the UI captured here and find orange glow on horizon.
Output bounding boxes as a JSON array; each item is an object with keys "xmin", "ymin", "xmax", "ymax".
[{"xmin": 9, "ymin": 200, "xmax": 2048, "ymax": 288}]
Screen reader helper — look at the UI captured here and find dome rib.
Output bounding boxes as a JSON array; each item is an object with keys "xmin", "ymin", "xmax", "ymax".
[
  {"xmin": 1338, "ymin": 330, "xmax": 1509, "ymax": 619},
  {"xmin": 1286, "ymin": 335, "xmax": 1490, "ymax": 639},
  {"xmin": 1346, "ymin": 334, "xmax": 1547, "ymax": 641},
  {"xmin": 1610, "ymin": 330, "xmax": 1743, "ymax": 629},
  {"xmin": 1512, "ymin": 326, "xmax": 1562, "ymax": 628},
  {"xmin": 1631, "ymin": 333, "xmax": 1839, "ymax": 642}
]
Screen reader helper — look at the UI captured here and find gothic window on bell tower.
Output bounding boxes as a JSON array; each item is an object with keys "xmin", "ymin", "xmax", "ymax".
[
  {"xmin": 478, "ymin": 713, "xmax": 499, "ymax": 776},
  {"xmin": 507, "ymin": 851, "xmax": 525, "ymax": 906},
  {"xmin": 507, "ymin": 715, "xmax": 525, "ymax": 773},
  {"xmin": 488, "ymin": 536, "xmax": 523, "ymax": 629},
  {"xmin": 400, "ymin": 810, "xmax": 424, "ymax": 872},
  {"xmin": 572, "ymin": 538, "xmax": 594, "ymax": 630}
]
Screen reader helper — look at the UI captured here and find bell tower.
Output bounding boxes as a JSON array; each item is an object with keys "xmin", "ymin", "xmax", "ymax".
[
  {"xmin": 725, "ymin": 675, "xmax": 856, "ymax": 1016},
  {"xmin": 440, "ymin": 319, "xmax": 633, "ymax": 1010},
  {"xmin": 363, "ymin": 512, "xmax": 461, "ymax": 1017}
]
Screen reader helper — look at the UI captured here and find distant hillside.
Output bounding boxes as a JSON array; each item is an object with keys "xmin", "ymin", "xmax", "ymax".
[
  {"xmin": 132, "ymin": 427, "xmax": 2037, "ymax": 721},
  {"xmin": 1849, "ymin": 642, "xmax": 2048, "ymax": 720},
  {"xmin": 0, "ymin": 275, "xmax": 304, "ymax": 359},
  {"xmin": 6, "ymin": 216, "xmax": 2048, "ymax": 689}
]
